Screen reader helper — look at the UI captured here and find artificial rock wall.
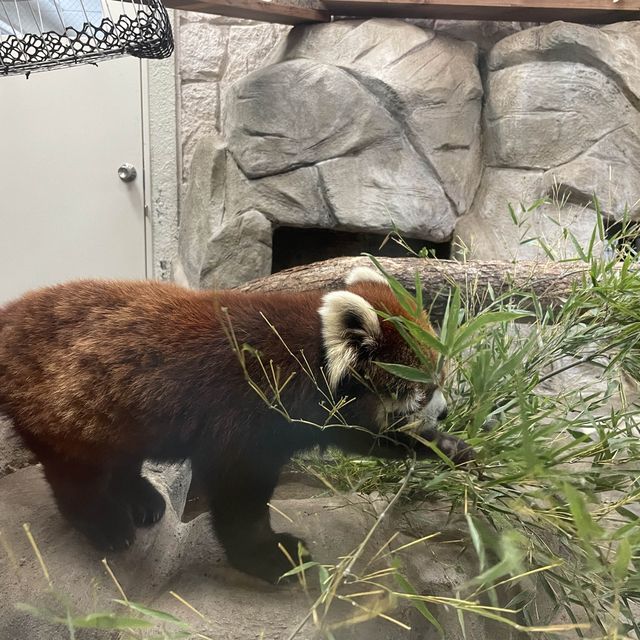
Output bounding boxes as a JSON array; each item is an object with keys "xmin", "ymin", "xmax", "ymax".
[{"xmin": 175, "ymin": 14, "xmax": 640, "ymax": 288}]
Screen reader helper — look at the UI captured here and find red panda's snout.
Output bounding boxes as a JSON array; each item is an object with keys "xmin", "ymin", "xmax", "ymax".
[{"xmin": 422, "ymin": 387, "xmax": 449, "ymax": 426}]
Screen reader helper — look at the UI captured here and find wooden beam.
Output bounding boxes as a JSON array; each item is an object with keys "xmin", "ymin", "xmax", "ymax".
[
  {"xmin": 165, "ymin": 0, "xmax": 640, "ymax": 24},
  {"xmin": 164, "ymin": 0, "xmax": 640, "ymax": 30},
  {"xmin": 324, "ymin": 0, "xmax": 640, "ymax": 24},
  {"xmin": 163, "ymin": 0, "xmax": 330, "ymax": 23}
]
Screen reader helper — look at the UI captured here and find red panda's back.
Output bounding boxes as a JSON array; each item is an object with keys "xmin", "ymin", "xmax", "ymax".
[{"xmin": 0, "ymin": 280, "xmax": 225, "ymax": 459}]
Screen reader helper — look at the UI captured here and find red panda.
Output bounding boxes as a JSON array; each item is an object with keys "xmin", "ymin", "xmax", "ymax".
[{"xmin": 0, "ymin": 266, "xmax": 470, "ymax": 583}]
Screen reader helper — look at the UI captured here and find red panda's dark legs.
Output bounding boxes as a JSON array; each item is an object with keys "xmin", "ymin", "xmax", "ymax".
[
  {"xmin": 109, "ymin": 461, "xmax": 166, "ymax": 528},
  {"xmin": 198, "ymin": 450, "xmax": 304, "ymax": 584},
  {"xmin": 39, "ymin": 454, "xmax": 136, "ymax": 551}
]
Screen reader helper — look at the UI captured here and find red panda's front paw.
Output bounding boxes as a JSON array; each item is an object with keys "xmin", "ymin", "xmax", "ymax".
[
  {"xmin": 416, "ymin": 428, "xmax": 475, "ymax": 467},
  {"xmin": 438, "ymin": 434, "xmax": 475, "ymax": 466}
]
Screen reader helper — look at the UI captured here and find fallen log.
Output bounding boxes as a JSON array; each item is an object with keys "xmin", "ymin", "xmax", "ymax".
[{"xmin": 239, "ymin": 257, "xmax": 601, "ymax": 321}]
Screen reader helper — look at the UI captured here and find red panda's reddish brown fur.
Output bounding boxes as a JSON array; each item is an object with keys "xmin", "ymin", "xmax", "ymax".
[{"xmin": 0, "ymin": 270, "xmax": 469, "ymax": 583}]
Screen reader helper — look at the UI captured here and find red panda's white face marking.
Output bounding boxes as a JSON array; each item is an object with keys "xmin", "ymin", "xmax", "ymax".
[{"xmin": 319, "ymin": 266, "xmax": 448, "ymax": 431}]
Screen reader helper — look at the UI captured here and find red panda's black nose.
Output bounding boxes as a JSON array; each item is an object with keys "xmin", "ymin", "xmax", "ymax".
[{"xmin": 437, "ymin": 407, "xmax": 448, "ymax": 422}]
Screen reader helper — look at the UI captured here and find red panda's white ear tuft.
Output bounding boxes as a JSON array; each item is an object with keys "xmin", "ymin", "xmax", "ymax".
[
  {"xmin": 345, "ymin": 266, "xmax": 389, "ymax": 287},
  {"xmin": 318, "ymin": 291, "xmax": 381, "ymax": 390}
]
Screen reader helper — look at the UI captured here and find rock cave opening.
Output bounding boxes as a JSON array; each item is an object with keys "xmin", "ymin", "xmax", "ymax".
[
  {"xmin": 605, "ymin": 219, "xmax": 640, "ymax": 260},
  {"xmin": 270, "ymin": 226, "xmax": 451, "ymax": 274}
]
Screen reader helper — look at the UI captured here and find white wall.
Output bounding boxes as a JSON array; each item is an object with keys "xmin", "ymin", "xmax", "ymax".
[{"xmin": 147, "ymin": 12, "xmax": 180, "ymax": 282}]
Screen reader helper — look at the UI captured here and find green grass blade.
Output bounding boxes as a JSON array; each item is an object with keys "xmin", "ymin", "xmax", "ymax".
[{"xmin": 113, "ymin": 599, "xmax": 186, "ymax": 625}]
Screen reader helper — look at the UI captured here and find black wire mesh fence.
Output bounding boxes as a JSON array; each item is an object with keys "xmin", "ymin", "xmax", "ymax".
[{"xmin": 1, "ymin": 0, "xmax": 173, "ymax": 76}]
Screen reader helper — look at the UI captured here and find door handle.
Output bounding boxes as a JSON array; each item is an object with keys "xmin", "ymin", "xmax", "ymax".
[{"xmin": 118, "ymin": 163, "xmax": 137, "ymax": 183}]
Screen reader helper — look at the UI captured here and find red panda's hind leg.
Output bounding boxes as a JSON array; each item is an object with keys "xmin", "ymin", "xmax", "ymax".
[
  {"xmin": 110, "ymin": 461, "xmax": 166, "ymax": 527},
  {"xmin": 229, "ymin": 531, "xmax": 306, "ymax": 585},
  {"xmin": 39, "ymin": 453, "xmax": 136, "ymax": 552},
  {"xmin": 199, "ymin": 451, "xmax": 306, "ymax": 584}
]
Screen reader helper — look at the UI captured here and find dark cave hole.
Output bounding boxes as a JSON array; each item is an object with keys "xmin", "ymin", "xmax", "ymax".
[
  {"xmin": 271, "ymin": 226, "xmax": 451, "ymax": 274},
  {"xmin": 605, "ymin": 219, "xmax": 640, "ymax": 260}
]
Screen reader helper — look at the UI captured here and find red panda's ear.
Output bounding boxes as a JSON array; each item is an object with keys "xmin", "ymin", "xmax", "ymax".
[
  {"xmin": 345, "ymin": 266, "xmax": 389, "ymax": 287},
  {"xmin": 318, "ymin": 291, "xmax": 381, "ymax": 390}
]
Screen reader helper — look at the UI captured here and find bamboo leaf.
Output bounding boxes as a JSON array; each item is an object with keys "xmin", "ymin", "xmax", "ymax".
[
  {"xmin": 403, "ymin": 320, "xmax": 447, "ymax": 355},
  {"xmin": 113, "ymin": 599, "xmax": 186, "ymax": 625},
  {"xmin": 415, "ymin": 270, "xmax": 423, "ymax": 316},
  {"xmin": 563, "ymin": 483, "xmax": 604, "ymax": 543},
  {"xmin": 14, "ymin": 603, "xmax": 55, "ymax": 620},
  {"xmin": 466, "ymin": 514, "xmax": 487, "ymax": 572},
  {"xmin": 394, "ymin": 573, "xmax": 444, "ymax": 635},
  {"xmin": 614, "ymin": 538, "xmax": 632, "ymax": 581},
  {"xmin": 374, "ymin": 362, "xmax": 435, "ymax": 384},
  {"xmin": 441, "ymin": 288, "xmax": 461, "ymax": 353},
  {"xmin": 365, "ymin": 255, "xmax": 415, "ymax": 316},
  {"xmin": 67, "ymin": 613, "xmax": 153, "ymax": 630},
  {"xmin": 319, "ymin": 565, "xmax": 331, "ymax": 593},
  {"xmin": 279, "ymin": 561, "xmax": 319, "ymax": 579},
  {"xmin": 453, "ymin": 311, "xmax": 531, "ymax": 353}
]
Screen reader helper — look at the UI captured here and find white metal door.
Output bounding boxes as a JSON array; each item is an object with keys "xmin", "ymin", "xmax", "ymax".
[{"xmin": 0, "ymin": 57, "xmax": 147, "ymax": 305}]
